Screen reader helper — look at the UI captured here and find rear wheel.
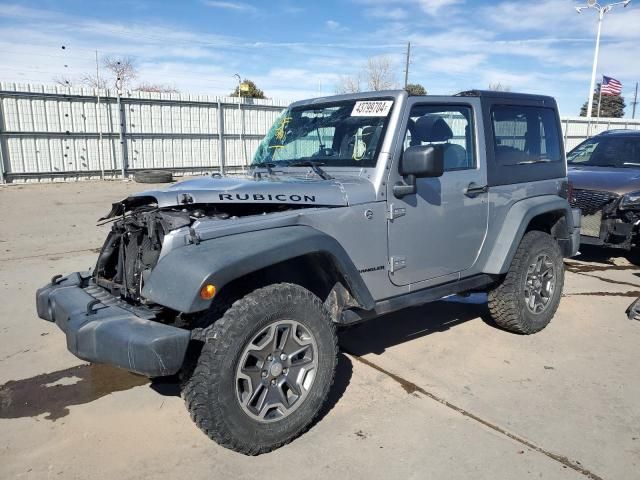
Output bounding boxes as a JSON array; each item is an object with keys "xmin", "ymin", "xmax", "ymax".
[
  {"xmin": 487, "ymin": 231, "xmax": 564, "ymax": 334},
  {"xmin": 182, "ymin": 283, "xmax": 337, "ymax": 455}
]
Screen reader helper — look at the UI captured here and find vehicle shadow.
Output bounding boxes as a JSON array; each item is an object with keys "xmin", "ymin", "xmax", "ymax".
[
  {"xmin": 572, "ymin": 244, "xmax": 632, "ymax": 265},
  {"xmin": 339, "ymin": 297, "xmax": 487, "ymax": 357}
]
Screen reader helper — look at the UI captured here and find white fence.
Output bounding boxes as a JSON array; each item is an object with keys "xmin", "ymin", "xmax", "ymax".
[
  {"xmin": 0, "ymin": 83, "xmax": 287, "ymax": 183},
  {"xmin": 1, "ymin": 83, "xmax": 640, "ymax": 183},
  {"xmin": 561, "ymin": 116, "xmax": 640, "ymax": 151}
]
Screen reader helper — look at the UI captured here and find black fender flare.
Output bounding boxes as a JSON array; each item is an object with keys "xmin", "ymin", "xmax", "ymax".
[
  {"xmin": 481, "ymin": 196, "xmax": 577, "ymax": 274},
  {"xmin": 141, "ymin": 226, "xmax": 375, "ymax": 313}
]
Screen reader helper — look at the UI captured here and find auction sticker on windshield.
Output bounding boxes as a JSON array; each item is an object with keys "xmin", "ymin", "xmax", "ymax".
[{"xmin": 351, "ymin": 100, "xmax": 393, "ymax": 117}]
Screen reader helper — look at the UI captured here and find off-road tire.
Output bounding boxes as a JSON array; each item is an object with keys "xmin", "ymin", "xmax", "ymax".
[
  {"xmin": 133, "ymin": 169, "xmax": 173, "ymax": 183},
  {"xmin": 487, "ymin": 231, "xmax": 564, "ymax": 334},
  {"xmin": 182, "ymin": 283, "xmax": 337, "ymax": 455}
]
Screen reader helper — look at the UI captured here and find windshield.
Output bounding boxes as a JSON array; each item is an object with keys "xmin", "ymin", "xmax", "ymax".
[
  {"xmin": 252, "ymin": 99, "xmax": 394, "ymax": 168},
  {"xmin": 567, "ymin": 135, "xmax": 640, "ymax": 168}
]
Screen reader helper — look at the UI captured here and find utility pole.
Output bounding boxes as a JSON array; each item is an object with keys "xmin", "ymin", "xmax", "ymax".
[
  {"xmin": 115, "ymin": 75, "xmax": 126, "ymax": 179},
  {"xmin": 632, "ymin": 82, "xmax": 638, "ymax": 119},
  {"xmin": 403, "ymin": 42, "xmax": 411, "ymax": 88},
  {"xmin": 95, "ymin": 50, "xmax": 104, "ymax": 179},
  {"xmin": 233, "ymin": 74, "xmax": 247, "ymax": 169}
]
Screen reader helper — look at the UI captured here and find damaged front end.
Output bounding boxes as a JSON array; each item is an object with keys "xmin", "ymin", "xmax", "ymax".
[
  {"xmin": 571, "ymin": 189, "xmax": 640, "ymax": 249},
  {"xmin": 95, "ymin": 198, "xmax": 310, "ymax": 307},
  {"xmin": 95, "ymin": 205, "xmax": 191, "ymax": 304},
  {"xmin": 36, "ymin": 197, "xmax": 313, "ymax": 377}
]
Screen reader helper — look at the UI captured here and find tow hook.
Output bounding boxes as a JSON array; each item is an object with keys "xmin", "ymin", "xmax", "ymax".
[
  {"xmin": 189, "ymin": 227, "xmax": 201, "ymax": 245},
  {"xmin": 51, "ymin": 274, "xmax": 67, "ymax": 285},
  {"xmin": 86, "ymin": 299, "xmax": 101, "ymax": 316}
]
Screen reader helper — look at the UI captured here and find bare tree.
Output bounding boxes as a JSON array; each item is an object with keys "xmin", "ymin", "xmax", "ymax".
[
  {"xmin": 81, "ymin": 74, "xmax": 108, "ymax": 90},
  {"xmin": 366, "ymin": 56, "xmax": 397, "ymax": 91},
  {"xmin": 53, "ymin": 75, "xmax": 74, "ymax": 87},
  {"xmin": 335, "ymin": 55, "xmax": 398, "ymax": 93},
  {"xmin": 335, "ymin": 74, "xmax": 362, "ymax": 94},
  {"xmin": 102, "ymin": 56, "xmax": 137, "ymax": 91},
  {"xmin": 135, "ymin": 83, "xmax": 180, "ymax": 93},
  {"xmin": 53, "ymin": 56, "xmax": 173, "ymax": 93},
  {"xmin": 488, "ymin": 82, "xmax": 511, "ymax": 92}
]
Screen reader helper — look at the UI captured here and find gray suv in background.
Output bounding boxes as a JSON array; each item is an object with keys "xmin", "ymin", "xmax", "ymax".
[
  {"xmin": 568, "ymin": 129, "xmax": 640, "ymax": 260},
  {"xmin": 37, "ymin": 89, "xmax": 579, "ymax": 454}
]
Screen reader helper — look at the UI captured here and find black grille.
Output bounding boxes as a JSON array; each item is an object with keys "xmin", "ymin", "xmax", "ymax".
[{"xmin": 570, "ymin": 189, "xmax": 619, "ymax": 216}]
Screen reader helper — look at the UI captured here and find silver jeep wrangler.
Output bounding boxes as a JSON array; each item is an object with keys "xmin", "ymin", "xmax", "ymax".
[{"xmin": 37, "ymin": 89, "xmax": 580, "ymax": 454}]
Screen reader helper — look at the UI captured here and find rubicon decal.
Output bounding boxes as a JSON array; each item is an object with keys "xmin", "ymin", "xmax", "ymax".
[{"xmin": 218, "ymin": 193, "xmax": 317, "ymax": 203}]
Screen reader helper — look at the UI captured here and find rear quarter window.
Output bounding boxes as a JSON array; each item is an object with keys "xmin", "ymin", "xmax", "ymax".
[{"xmin": 491, "ymin": 105, "xmax": 562, "ymax": 166}]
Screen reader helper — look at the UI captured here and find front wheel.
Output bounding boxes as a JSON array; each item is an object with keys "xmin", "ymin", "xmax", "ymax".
[
  {"xmin": 182, "ymin": 283, "xmax": 337, "ymax": 455},
  {"xmin": 487, "ymin": 231, "xmax": 564, "ymax": 334}
]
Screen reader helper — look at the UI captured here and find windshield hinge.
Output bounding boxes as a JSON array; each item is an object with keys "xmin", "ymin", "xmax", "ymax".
[
  {"xmin": 387, "ymin": 204, "xmax": 406, "ymax": 221},
  {"xmin": 389, "ymin": 256, "xmax": 407, "ymax": 273}
]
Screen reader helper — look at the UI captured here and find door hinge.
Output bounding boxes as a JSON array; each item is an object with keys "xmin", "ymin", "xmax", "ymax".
[
  {"xmin": 389, "ymin": 256, "xmax": 407, "ymax": 273},
  {"xmin": 387, "ymin": 203, "xmax": 406, "ymax": 220}
]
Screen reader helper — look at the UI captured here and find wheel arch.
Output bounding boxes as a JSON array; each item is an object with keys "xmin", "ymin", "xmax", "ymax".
[
  {"xmin": 481, "ymin": 196, "xmax": 575, "ymax": 274},
  {"xmin": 142, "ymin": 226, "xmax": 375, "ymax": 314}
]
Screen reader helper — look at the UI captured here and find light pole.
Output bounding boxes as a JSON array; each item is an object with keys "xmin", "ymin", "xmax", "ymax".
[
  {"xmin": 233, "ymin": 74, "xmax": 247, "ymax": 168},
  {"xmin": 576, "ymin": 0, "xmax": 631, "ymax": 118}
]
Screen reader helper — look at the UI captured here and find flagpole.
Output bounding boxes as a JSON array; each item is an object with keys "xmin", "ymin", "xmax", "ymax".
[
  {"xmin": 586, "ymin": 8, "xmax": 604, "ymax": 119},
  {"xmin": 597, "ymin": 78, "xmax": 603, "ymax": 118}
]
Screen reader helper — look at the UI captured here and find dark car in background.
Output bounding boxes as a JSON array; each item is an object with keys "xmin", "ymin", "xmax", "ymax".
[{"xmin": 568, "ymin": 129, "xmax": 640, "ymax": 261}]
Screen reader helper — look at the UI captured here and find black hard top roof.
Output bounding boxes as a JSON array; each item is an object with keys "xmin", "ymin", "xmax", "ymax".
[{"xmin": 455, "ymin": 90, "xmax": 556, "ymax": 103}]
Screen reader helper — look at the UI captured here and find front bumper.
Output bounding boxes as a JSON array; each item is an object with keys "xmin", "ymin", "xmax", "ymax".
[
  {"xmin": 36, "ymin": 272, "xmax": 190, "ymax": 377},
  {"xmin": 559, "ymin": 207, "xmax": 581, "ymax": 258}
]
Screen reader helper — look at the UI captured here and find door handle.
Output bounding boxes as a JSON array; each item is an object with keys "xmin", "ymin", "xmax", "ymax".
[{"xmin": 464, "ymin": 183, "xmax": 488, "ymax": 197}]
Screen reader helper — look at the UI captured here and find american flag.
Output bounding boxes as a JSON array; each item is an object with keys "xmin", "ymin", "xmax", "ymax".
[{"xmin": 601, "ymin": 76, "xmax": 622, "ymax": 96}]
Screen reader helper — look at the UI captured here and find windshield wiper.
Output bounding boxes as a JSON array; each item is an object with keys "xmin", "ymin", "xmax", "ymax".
[
  {"xmin": 251, "ymin": 162, "xmax": 277, "ymax": 178},
  {"xmin": 288, "ymin": 161, "xmax": 333, "ymax": 180}
]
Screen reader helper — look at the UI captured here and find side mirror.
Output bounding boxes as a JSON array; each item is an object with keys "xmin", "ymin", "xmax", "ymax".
[{"xmin": 394, "ymin": 145, "xmax": 444, "ymax": 198}]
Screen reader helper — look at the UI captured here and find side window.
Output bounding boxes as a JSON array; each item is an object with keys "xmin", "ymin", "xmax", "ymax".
[
  {"xmin": 491, "ymin": 106, "xmax": 561, "ymax": 165},
  {"xmin": 403, "ymin": 105, "xmax": 475, "ymax": 171}
]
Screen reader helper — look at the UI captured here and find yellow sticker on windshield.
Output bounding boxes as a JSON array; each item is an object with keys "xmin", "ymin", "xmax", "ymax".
[{"xmin": 274, "ymin": 116, "xmax": 292, "ymax": 143}]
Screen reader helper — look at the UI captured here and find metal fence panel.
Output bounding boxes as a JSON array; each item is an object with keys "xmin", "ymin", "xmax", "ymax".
[
  {"xmin": 0, "ymin": 83, "xmax": 288, "ymax": 182},
  {"xmin": 2, "ymin": 82, "xmax": 640, "ymax": 183}
]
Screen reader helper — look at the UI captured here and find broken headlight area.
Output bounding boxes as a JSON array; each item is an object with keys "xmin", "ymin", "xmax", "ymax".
[
  {"xmin": 619, "ymin": 190, "xmax": 640, "ymax": 210},
  {"xmin": 94, "ymin": 207, "xmax": 191, "ymax": 303},
  {"xmin": 596, "ymin": 201, "xmax": 639, "ymax": 249}
]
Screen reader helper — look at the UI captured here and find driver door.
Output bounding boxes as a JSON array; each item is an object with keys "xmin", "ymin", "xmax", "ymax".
[{"xmin": 386, "ymin": 99, "xmax": 489, "ymax": 286}]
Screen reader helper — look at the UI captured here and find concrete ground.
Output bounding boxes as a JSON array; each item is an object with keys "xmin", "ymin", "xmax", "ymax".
[{"xmin": 0, "ymin": 180, "xmax": 639, "ymax": 480}]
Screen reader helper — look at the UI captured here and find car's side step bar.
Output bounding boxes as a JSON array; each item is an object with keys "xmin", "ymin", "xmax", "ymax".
[{"xmin": 340, "ymin": 274, "xmax": 496, "ymax": 324}]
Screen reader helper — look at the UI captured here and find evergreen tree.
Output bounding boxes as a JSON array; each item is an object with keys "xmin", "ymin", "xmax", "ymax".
[
  {"xmin": 405, "ymin": 83, "xmax": 427, "ymax": 95},
  {"xmin": 231, "ymin": 79, "xmax": 266, "ymax": 99},
  {"xmin": 580, "ymin": 83, "xmax": 625, "ymax": 117}
]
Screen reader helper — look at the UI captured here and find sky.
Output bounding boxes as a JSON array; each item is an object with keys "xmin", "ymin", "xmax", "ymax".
[{"xmin": 0, "ymin": 0, "xmax": 639, "ymax": 116}]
